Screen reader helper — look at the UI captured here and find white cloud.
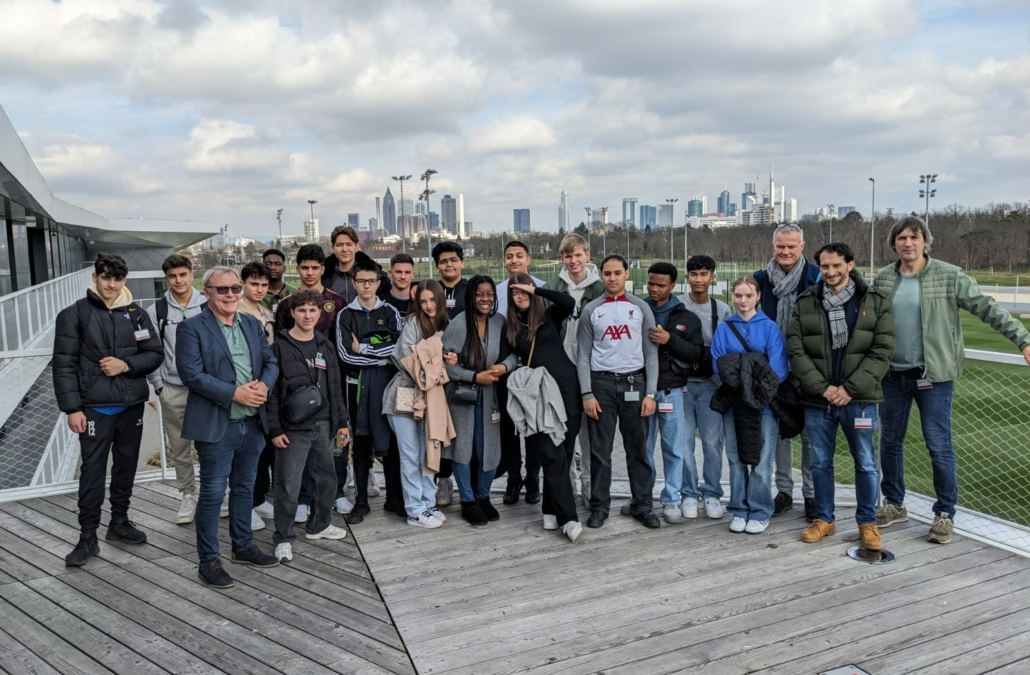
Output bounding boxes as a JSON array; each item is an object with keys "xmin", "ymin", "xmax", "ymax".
[{"xmin": 471, "ymin": 116, "xmax": 558, "ymax": 153}]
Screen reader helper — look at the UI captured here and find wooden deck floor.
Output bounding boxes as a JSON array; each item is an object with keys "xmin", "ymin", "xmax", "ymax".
[{"xmin": 2, "ymin": 481, "xmax": 1030, "ymax": 674}]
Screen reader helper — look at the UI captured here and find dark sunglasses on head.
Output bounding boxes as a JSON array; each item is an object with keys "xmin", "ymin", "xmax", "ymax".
[{"xmin": 206, "ymin": 285, "xmax": 243, "ymax": 295}]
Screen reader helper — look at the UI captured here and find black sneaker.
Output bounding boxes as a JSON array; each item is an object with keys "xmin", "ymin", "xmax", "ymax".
[
  {"xmin": 105, "ymin": 518, "xmax": 147, "ymax": 545},
  {"xmin": 231, "ymin": 544, "xmax": 280, "ymax": 568},
  {"xmin": 460, "ymin": 500, "xmax": 488, "ymax": 527},
  {"xmin": 633, "ymin": 511, "xmax": 661, "ymax": 529},
  {"xmin": 65, "ymin": 535, "xmax": 99, "ymax": 567},
  {"xmin": 772, "ymin": 492, "xmax": 793, "ymax": 516},
  {"xmin": 502, "ymin": 477, "xmax": 522, "ymax": 505},
  {"xmin": 804, "ymin": 498, "xmax": 818, "ymax": 523},
  {"xmin": 524, "ymin": 477, "xmax": 541, "ymax": 505},
  {"xmin": 478, "ymin": 497, "xmax": 500, "ymax": 522},
  {"xmin": 586, "ymin": 510, "xmax": 607, "ymax": 529},
  {"xmin": 345, "ymin": 502, "xmax": 371, "ymax": 525},
  {"xmin": 198, "ymin": 559, "xmax": 234, "ymax": 588}
]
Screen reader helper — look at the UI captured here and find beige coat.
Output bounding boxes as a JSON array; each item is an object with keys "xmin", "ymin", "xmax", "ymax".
[{"xmin": 400, "ymin": 334, "xmax": 456, "ymax": 474}]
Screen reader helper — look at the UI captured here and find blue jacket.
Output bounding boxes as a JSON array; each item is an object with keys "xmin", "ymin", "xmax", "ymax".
[
  {"xmin": 753, "ymin": 261, "xmax": 821, "ymax": 325},
  {"xmin": 176, "ymin": 308, "xmax": 279, "ymax": 443},
  {"xmin": 711, "ymin": 311, "xmax": 789, "ymax": 414}
]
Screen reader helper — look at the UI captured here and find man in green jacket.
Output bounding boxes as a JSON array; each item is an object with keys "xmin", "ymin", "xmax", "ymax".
[
  {"xmin": 873, "ymin": 216, "xmax": 1030, "ymax": 545},
  {"xmin": 788, "ymin": 243, "xmax": 895, "ymax": 551}
]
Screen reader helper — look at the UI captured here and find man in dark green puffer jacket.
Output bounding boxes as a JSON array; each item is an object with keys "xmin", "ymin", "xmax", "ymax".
[{"xmin": 787, "ymin": 243, "xmax": 895, "ymax": 552}]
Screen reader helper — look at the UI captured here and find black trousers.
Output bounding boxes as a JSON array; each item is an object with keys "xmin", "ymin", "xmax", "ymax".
[
  {"xmin": 495, "ymin": 380, "xmax": 542, "ymax": 488},
  {"xmin": 383, "ymin": 435, "xmax": 403, "ymax": 510},
  {"xmin": 351, "ymin": 435, "xmax": 375, "ymax": 506},
  {"xmin": 587, "ymin": 372, "xmax": 653, "ymax": 515},
  {"xmin": 77, "ymin": 404, "xmax": 145, "ymax": 535},
  {"xmin": 527, "ymin": 410, "xmax": 582, "ymax": 526},
  {"xmin": 254, "ymin": 439, "xmax": 274, "ymax": 507}
]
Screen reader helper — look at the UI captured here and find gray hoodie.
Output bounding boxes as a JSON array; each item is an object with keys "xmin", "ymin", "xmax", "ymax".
[{"xmin": 147, "ymin": 288, "xmax": 207, "ymax": 389}]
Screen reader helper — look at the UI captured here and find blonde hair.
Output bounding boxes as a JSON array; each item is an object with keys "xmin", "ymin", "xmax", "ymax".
[{"xmin": 559, "ymin": 233, "xmax": 589, "ymax": 256}]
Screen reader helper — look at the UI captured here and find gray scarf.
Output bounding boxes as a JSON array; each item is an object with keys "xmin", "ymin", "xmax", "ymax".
[
  {"xmin": 822, "ymin": 279, "xmax": 856, "ymax": 350},
  {"xmin": 766, "ymin": 256, "xmax": 808, "ymax": 334}
]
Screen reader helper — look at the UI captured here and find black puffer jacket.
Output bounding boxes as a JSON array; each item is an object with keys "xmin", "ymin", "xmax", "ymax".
[
  {"xmin": 267, "ymin": 330, "xmax": 349, "ymax": 438},
  {"xmin": 710, "ymin": 352, "xmax": 780, "ymax": 465},
  {"xmin": 654, "ymin": 301, "xmax": 705, "ymax": 391},
  {"xmin": 53, "ymin": 289, "xmax": 164, "ymax": 413}
]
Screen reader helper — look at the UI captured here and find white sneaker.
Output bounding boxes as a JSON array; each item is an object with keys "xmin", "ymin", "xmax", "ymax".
[
  {"xmin": 333, "ymin": 497, "xmax": 354, "ymax": 515},
  {"xmin": 251, "ymin": 510, "xmax": 266, "ymax": 531},
  {"xmin": 428, "ymin": 507, "xmax": 447, "ymax": 522},
  {"xmin": 562, "ymin": 520, "xmax": 583, "ymax": 542},
  {"xmin": 745, "ymin": 519, "xmax": 769, "ymax": 534},
  {"xmin": 543, "ymin": 514, "xmax": 559, "ymax": 530},
  {"xmin": 730, "ymin": 516, "xmax": 746, "ymax": 533},
  {"xmin": 176, "ymin": 493, "xmax": 197, "ymax": 524},
  {"xmin": 435, "ymin": 477, "xmax": 453, "ymax": 507},
  {"xmin": 253, "ymin": 500, "xmax": 274, "ymax": 520},
  {"xmin": 275, "ymin": 542, "xmax": 293, "ymax": 563},
  {"xmin": 305, "ymin": 524, "xmax": 348, "ymax": 540},
  {"xmin": 295, "ymin": 504, "xmax": 309, "ymax": 523},
  {"xmin": 408, "ymin": 511, "xmax": 442, "ymax": 529},
  {"xmin": 682, "ymin": 499, "xmax": 699, "ymax": 519},
  {"xmin": 220, "ymin": 495, "xmax": 229, "ymax": 518},
  {"xmin": 703, "ymin": 497, "xmax": 724, "ymax": 519},
  {"xmin": 367, "ymin": 470, "xmax": 381, "ymax": 497}
]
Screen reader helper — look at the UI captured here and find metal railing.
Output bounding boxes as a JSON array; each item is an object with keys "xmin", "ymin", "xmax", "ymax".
[{"xmin": 0, "ymin": 268, "xmax": 93, "ymax": 352}]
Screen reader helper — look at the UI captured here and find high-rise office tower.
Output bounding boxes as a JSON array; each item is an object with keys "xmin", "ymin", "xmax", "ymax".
[
  {"xmin": 415, "ymin": 201, "xmax": 426, "ymax": 215},
  {"xmin": 657, "ymin": 204, "xmax": 673, "ymax": 227},
  {"xmin": 718, "ymin": 187, "xmax": 731, "ymax": 215},
  {"xmin": 441, "ymin": 195, "xmax": 457, "ymax": 233},
  {"xmin": 457, "ymin": 194, "xmax": 466, "ymax": 239},
  {"xmin": 513, "ymin": 209, "xmax": 531, "ymax": 232},
  {"xmin": 590, "ymin": 208, "xmax": 608, "ymax": 227},
  {"xmin": 400, "ymin": 198, "xmax": 414, "ymax": 217},
  {"xmin": 782, "ymin": 198, "xmax": 797, "ymax": 222},
  {"xmin": 428, "ymin": 212, "xmax": 440, "ymax": 230},
  {"xmin": 742, "ymin": 181, "xmax": 757, "ymax": 212},
  {"xmin": 639, "ymin": 205, "xmax": 657, "ymax": 228},
  {"xmin": 304, "ymin": 219, "xmax": 319, "ymax": 241},
  {"xmin": 348, "ymin": 213, "xmax": 359, "ymax": 227},
  {"xmin": 622, "ymin": 197, "xmax": 638, "ymax": 227},
  {"xmin": 382, "ymin": 187, "xmax": 397, "ymax": 235},
  {"xmin": 687, "ymin": 199, "xmax": 703, "ymax": 218},
  {"xmin": 559, "ymin": 190, "xmax": 571, "ymax": 232}
]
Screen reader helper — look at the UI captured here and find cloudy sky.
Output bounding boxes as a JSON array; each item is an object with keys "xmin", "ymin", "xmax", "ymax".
[{"xmin": 1, "ymin": 0, "xmax": 1028, "ymax": 239}]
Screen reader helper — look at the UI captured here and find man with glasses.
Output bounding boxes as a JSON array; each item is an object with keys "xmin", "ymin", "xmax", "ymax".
[
  {"xmin": 260, "ymin": 249, "xmax": 295, "ymax": 313},
  {"xmin": 753, "ymin": 223, "xmax": 821, "ymax": 521},
  {"xmin": 177, "ymin": 266, "xmax": 280, "ymax": 588}
]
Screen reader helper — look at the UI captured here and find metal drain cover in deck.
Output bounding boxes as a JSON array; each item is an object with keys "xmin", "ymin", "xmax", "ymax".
[
  {"xmin": 819, "ymin": 667, "xmax": 872, "ymax": 675},
  {"xmin": 847, "ymin": 546, "xmax": 895, "ymax": 564}
]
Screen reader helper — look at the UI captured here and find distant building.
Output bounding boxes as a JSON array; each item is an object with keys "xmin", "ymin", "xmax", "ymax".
[
  {"xmin": 639, "ymin": 205, "xmax": 657, "ymax": 228},
  {"xmin": 383, "ymin": 188, "xmax": 397, "ymax": 235},
  {"xmin": 348, "ymin": 213, "xmax": 359, "ymax": 227},
  {"xmin": 428, "ymin": 211, "xmax": 440, "ymax": 230},
  {"xmin": 441, "ymin": 195, "xmax": 458, "ymax": 233},
  {"xmin": 657, "ymin": 204, "xmax": 673, "ymax": 227},
  {"xmin": 590, "ymin": 208, "xmax": 608, "ymax": 228},
  {"xmin": 398, "ymin": 214, "xmax": 427, "ymax": 239},
  {"xmin": 457, "ymin": 194, "xmax": 466, "ymax": 239},
  {"xmin": 728, "ymin": 203, "xmax": 738, "ymax": 216},
  {"xmin": 367, "ymin": 217, "xmax": 378, "ymax": 232},
  {"xmin": 304, "ymin": 218, "xmax": 319, "ymax": 241},
  {"xmin": 622, "ymin": 197, "xmax": 638, "ymax": 227},
  {"xmin": 837, "ymin": 206, "xmax": 856, "ymax": 218},
  {"xmin": 781, "ymin": 198, "xmax": 797, "ymax": 222},
  {"xmin": 741, "ymin": 205, "xmax": 775, "ymax": 226},
  {"xmin": 559, "ymin": 190, "xmax": 571, "ymax": 232},
  {"xmin": 718, "ymin": 189, "xmax": 731, "ymax": 215},
  {"xmin": 687, "ymin": 199, "xmax": 703, "ymax": 218},
  {"xmin": 513, "ymin": 208, "xmax": 531, "ymax": 232},
  {"xmin": 400, "ymin": 198, "xmax": 414, "ymax": 218},
  {"xmin": 742, "ymin": 182, "xmax": 757, "ymax": 213}
]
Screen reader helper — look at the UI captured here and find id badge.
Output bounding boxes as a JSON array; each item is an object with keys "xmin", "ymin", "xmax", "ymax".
[
  {"xmin": 658, "ymin": 402, "xmax": 674, "ymax": 414},
  {"xmin": 916, "ymin": 378, "xmax": 932, "ymax": 390},
  {"xmin": 624, "ymin": 390, "xmax": 640, "ymax": 402},
  {"xmin": 134, "ymin": 329, "xmax": 150, "ymax": 341},
  {"xmin": 271, "ymin": 303, "xmax": 279, "ymax": 313},
  {"xmin": 446, "ymin": 298, "xmax": 456, "ymax": 309},
  {"xmin": 314, "ymin": 355, "xmax": 327, "ymax": 370},
  {"xmin": 854, "ymin": 417, "xmax": 873, "ymax": 430},
  {"xmin": 491, "ymin": 410, "xmax": 501, "ymax": 424}
]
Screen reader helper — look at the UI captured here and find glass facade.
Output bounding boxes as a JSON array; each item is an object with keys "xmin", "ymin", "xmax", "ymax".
[{"xmin": 0, "ymin": 195, "xmax": 87, "ymax": 296}]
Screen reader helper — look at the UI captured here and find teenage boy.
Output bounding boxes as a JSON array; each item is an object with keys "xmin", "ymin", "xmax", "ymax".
[
  {"xmin": 336, "ymin": 259, "xmax": 403, "ymax": 524},
  {"xmin": 544, "ymin": 233, "xmax": 604, "ymax": 501},
  {"xmin": 495, "ymin": 240, "xmax": 544, "ymax": 317},
  {"xmin": 261, "ymin": 249, "xmax": 296, "ymax": 313},
  {"xmin": 380, "ymin": 252, "xmax": 415, "ymax": 317},
  {"xmin": 577, "ymin": 254, "xmax": 660, "ymax": 530},
  {"xmin": 55, "ymin": 253, "xmax": 164, "ymax": 566},
  {"xmin": 644, "ymin": 263, "xmax": 704, "ymax": 523},
  {"xmin": 677, "ymin": 255, "xmax": 732, "ymax": 518},
  {"xmin": 433, "ymin": 241, "xmax": 467, "ymax": 319},
  {"xmin": 147, "ymin": 253, "xmax": 207, "ymax": 525},
  {"xmin": 275, "ymin": 244, "xmax": 345, "ymax": 340},
  {"xmin": 323, "ymin": 225, "xmax": 389, "ymax": 304},
  {"xmin": 240, "ymin": 262, "xmax": 275, "ymax": 343},
  {"xmin": 788, "ymin": 243, "xmax": 894, "ymax": 551},
  {"xmin": 268, "ymin": 290, "xmax": 351, "ymax": 563}
]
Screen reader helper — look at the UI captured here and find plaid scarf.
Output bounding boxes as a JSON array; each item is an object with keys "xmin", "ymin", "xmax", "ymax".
[
  {"xmin": 822, "ymin": 279, "xmax": 856, "ymax": 350},
  {"xmin": 766, "ymin": 256, "xmax": 808, "ymax": 334}
]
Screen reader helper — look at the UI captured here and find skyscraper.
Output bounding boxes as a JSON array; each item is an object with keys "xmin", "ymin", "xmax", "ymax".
[
  {"xmin": 622, "ymin": 197, "xmax": 638, "ymax": 227},
  {"xmin": 348, "ymin": 213, "xmax": 359, "ymax": 227},
  {"xmin": 441, "ymin": 194, "xmax": 458, "ymax": 233},
  {"xmin": 559, "ymin": 190, "xmax": 571, "ymax": 233},
  {"xmin": 718, "ymin": 187, "xmax": 731, "ymax": 215},
  {"xmin": 304, "ymin": 219, "xmax": 319, "ymax": 241},
  {"xmin": 513, "ymin": 209, "xmax": 531, "ymax": 232},
  {"xmin": 590, "ymin": 208, "xmax": 608, "ymax": 227},
  {"xmin": 428, "ymin": 212, "xmax": 440, "ymax": 230},
  {"xmin": 657, "ymin": 204, "xmax": 673, "ymax": 227},
  {"xmin": 742, "ymin": 181, "xmax": 757, "ymax": 212},
  {"xmin": 414, "ymin": 201, "xmax": 426, "ymax": 215},
  {"xmin": 687, "ymin": 199, "xmax": 703, "ymax": 218},
  {"xmin": 639, "ymin": 205, "xmax": 657, "ymax": 228},
  {"xmin": 382, "ymin": 187, "xmax": 397, "ymax": 235},
  {"xmin": 457, "ymin": 194, "xmax": 466, "ymax": 239},
  {"xmin": 782, "ymin": 198, "xmax": 797, "ymax": 222},
  {"xmin": 400, "ymin": 198, "xmax": 414, "ymax": 217}
]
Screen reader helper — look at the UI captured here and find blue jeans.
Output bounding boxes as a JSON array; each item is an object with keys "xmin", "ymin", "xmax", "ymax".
[
  {"xmin": 194, "ymin": 416, "xmax": 264, "ymax": 562},
  {"xmin": 681, "ymin": 379, "xmax": 725, "ymax": 500},
  {"xmin": 724, "ymin": 414, "xmax": 777, "ymax": 521},
  {"xmin": 646, "ymin": 388, "xmax": 685, "ymax": 506},
  {"xmin": 388, "ymin": 414, "xmax": 437, "ymax": 518},
  {"xmin": 805, "ymin": 403, "xmax": 879, "ymax": 524},
  {"xmin": 880, "ymin": 370, "xmax": 957, "ymax": 516},
  {"xmin": 453, "ymin": 401, "xmax": 495, "ymax": 502}
]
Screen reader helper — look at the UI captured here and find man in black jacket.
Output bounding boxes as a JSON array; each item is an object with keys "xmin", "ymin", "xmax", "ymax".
[
  {"xmin": 643, "ymin": 263, "xmax": 705, "ymax": 524},
  {"xmin": 53, "ymin": 253, "xmax": 164, "ymax": 567},
  {"xmin": 268, "ymin": 290, "xmax": 350, "ymax": 563}
]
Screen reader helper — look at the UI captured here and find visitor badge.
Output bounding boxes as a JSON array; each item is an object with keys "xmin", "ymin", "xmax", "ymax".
[
  {"xmin": 314, "ymin": 355, "xmax": 327, "ymax": 370},
  {"xmin": 624, "ymin": 390, "xmax": 640, "ymax": 402},
  {"xmin": 855, "ymin": 417, "xmax": 873, "ymax": 430},
  {"xmin": 446, "ymin": 298, "xmax": 456, "ymax": 309},
  {"xmin": 658, "ymin": 402, "xmax": 674, "ymax": 414},
  {"xmin": 134, "ymin": 329, "xmax": 150, "ymax": 341},
  {"xmin": 491, "ymin": 410, "xmax": 501, "ymax": 424},
  {"xmin": 916, "ymin": 378, "xmax": 932, "ymax": 390},
  {"xmin": 271, "ymin": 303, "xmax": 279, "ymax": 313}
]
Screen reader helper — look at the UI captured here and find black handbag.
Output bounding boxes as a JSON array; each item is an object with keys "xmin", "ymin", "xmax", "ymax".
[{"xmin": 451, "ymin": 381, "xmax": 479, "ymax": 405}]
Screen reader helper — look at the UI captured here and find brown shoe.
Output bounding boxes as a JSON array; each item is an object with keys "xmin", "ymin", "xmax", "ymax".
[
  {"xmin": 801, "ymin": 519, "xmax": 836, "ymax": 543},
  {"xmin": 859, "ymin": 523, "xmax": 883, "ymax": 550}
]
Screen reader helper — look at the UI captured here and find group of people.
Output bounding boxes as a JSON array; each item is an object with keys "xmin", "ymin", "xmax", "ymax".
[{"xmin": 52, "ymin": 217, "xmax": 1030, "ymax": 590}]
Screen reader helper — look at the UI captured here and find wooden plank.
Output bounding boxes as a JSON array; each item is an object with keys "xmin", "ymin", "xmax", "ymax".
[
  {"xmin": 985, "ymin": 657, "xmax": 1030, "ymax": 674},
  {"xmin": 0, "ymin": 543, "xmax": 53, "ymax": 582},
  {"xmin": 0, "ymin": 594, "xmax": 112, "ymax": 675},
  {"xmin": 0, "ymin": 583, "xmax": 168, "ymax": 675},
  {"xmin": 0, "ymin": 623, "xmax": 62, "ymax": 675},
  {"xmin": 0, "ymin": 523, "xmax": 79, "ymax": 579},
  {"xmin": 894, "ymin": 631, "xmax": 1030, "ymax": 675}
]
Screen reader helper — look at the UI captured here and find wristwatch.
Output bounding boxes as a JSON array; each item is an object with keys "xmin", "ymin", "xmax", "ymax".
[{"xmin": 645, "ymin": 393, "xmax": 657, "ymax": 401}]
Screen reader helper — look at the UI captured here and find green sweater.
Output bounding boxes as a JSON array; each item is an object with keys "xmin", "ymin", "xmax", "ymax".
[
  {"xmin": 787, "ymin": 273, "xmax": 895, "ymax": 405},
  {"xmin": 872, "ymin": 256, "xmax": 1030, "ymax": 383}
]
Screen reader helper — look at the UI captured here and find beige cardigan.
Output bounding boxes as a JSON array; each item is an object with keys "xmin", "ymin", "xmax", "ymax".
[{"xmin": 400, "ymin": 334, "xmax": 456, "ymax": 474}]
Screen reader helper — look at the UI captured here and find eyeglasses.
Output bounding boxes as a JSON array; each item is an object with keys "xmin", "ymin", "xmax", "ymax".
[
  {"xmin": 206, "ymin": 285, "xmax": 243, "ymax": 295},
  {"xmin": 353, "ymin": 278, "xmax": 379, "ymax": 287}
]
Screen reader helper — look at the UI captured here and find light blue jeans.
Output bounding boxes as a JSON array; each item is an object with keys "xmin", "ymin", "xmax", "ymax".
[
  {"xmin": 724, "ymin": 413, "xmax": 777, "ymax": 522},
  {"xmin": 681, "ymin": 379, "xmax": 725, "ymax": 500},
  {"xmin": 646, "ymin": 388, "xmax": 685, "ymax": 506},
  {"xmin": 388, "ymin": 414, "xmax": 437, "ymax": 519}
]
